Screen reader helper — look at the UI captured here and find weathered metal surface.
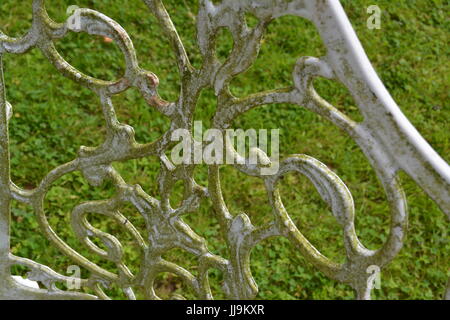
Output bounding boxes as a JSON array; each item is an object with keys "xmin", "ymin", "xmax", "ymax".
[{"xmin": 0, "ymin": 0, "xmax": 448, "ymax": 300}]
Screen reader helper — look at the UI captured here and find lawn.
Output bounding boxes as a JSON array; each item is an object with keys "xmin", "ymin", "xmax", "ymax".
[{"xmin": 0, "ymin": 0, "xmax": 448, "ymax": 299}]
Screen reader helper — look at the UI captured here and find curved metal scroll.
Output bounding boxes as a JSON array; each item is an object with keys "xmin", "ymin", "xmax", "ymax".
[{"xmin": 0, "ymin": 0, "xmax": 448, "ymax": 300}]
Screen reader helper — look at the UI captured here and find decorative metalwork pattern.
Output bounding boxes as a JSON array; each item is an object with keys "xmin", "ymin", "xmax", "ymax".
[{"xmin": 0, "ymin": 0, "xmax": 448, "ymax": 300}]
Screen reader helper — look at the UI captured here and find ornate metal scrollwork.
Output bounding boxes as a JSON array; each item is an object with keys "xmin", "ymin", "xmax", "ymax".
[{"xmin": 0, "ymin": 0, "xmax": 448, "ymax": 300}]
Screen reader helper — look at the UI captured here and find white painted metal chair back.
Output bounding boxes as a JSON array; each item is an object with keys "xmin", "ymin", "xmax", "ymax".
[{"xmin": 0, "ymin": 0, "xmax": 448, "ymax": 300}]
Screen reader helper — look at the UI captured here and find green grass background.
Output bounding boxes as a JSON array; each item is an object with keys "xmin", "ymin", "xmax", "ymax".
[{"xmin": 0, "ymin": 0, "xmax": 448, "ymax": 299}]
